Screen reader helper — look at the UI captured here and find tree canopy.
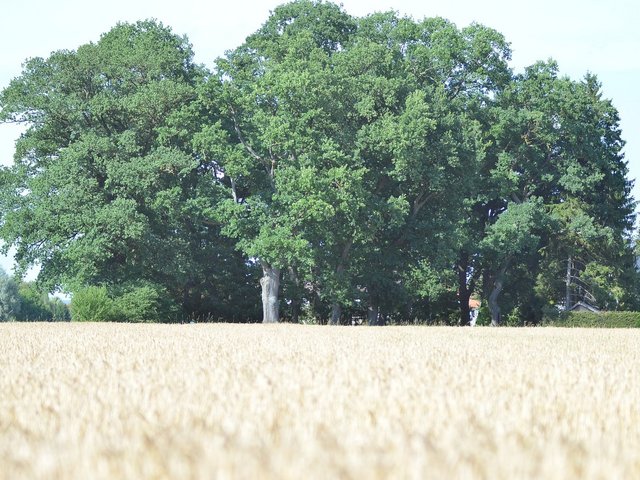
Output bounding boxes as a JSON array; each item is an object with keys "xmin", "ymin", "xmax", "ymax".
[
  {"xmin": 0, "ymin": 268, "xmax": 21, "ymax": 321},
  {"xmin": 0, "ymin": 1, "xmax": 636, "ymax": 324},
  {"xmin": 0, "ymin": 20, "xmax": 260, "ymax": 321}
]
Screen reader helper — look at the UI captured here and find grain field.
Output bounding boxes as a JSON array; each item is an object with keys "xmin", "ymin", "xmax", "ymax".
[{"xmin": 1, "ymin": 323, "xmax": 639, "ymax": 479}]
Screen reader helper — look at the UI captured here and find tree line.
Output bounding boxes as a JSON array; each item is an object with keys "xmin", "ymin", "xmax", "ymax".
[
  {"xmin": 0, "ymin": 268, "xmax": 69, "ymax": 321},
  {"xmin": 0, "ymin": 1, "xmax": 636, "ymax": 325}
]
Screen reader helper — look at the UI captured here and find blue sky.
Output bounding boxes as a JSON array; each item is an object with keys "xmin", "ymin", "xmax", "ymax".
[{"xmin": 0, "ymin": 0, "xmax": 638, "ymax": 277}]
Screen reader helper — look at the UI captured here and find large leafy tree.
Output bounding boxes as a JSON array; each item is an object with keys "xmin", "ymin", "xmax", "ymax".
[
  {"xmin": 205, "ymin": 2, "xmax": 514, "ymax": 324},
  {"xmin": 456, "ymin": 61, "xmax": 636, "ymax": 325},
  {"xmin": 1, "ymin": 5, "xmax": 635, "ymax": 325},
  {"xmin": 0, "ymin": 20, "xmax": 259, "ymax": 320},
  {"xmin": 347, "ymin": 14, "xmax": 511, "ymax": 325},
  {"xmin": 205, "ymin": 0, "xmax": 364, "ymax": 323},
  {"xmin": 531, "ymin": 71, "xmax": 637, "ymax": 313}
]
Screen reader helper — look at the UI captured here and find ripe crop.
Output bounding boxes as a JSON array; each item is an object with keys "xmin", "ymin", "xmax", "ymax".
[{"xmin": 1, "ymin": 324, "xmax": 638, "ymax": 479}]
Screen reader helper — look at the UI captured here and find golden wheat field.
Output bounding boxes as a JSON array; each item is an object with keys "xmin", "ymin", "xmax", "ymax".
[{"xmin": 1, "ymin": 324, "xmax": 639, "ymax": 480}]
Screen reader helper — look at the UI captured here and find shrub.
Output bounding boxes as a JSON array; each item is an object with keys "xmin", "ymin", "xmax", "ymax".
[
  {"xmin": 71, "ymin": 286, "xmax": 117, "ymax": 322},
  {"xmin": 544, "ymin": 311, "xmax": 640, "ymax": 328},
  {"xmin": 71, "ymin": 283, "xmax": 174, "ymax": 323},
  {"xmin": 115, "ymin": 286, "xmax": 163, "ymax": 323}
]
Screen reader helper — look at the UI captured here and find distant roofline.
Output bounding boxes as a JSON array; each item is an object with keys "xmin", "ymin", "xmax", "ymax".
[{"xmin": 568, "ymin": 301, "xmax": 600, "ymax": 313}]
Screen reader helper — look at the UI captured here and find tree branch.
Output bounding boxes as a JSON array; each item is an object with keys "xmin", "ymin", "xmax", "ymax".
[
  {"xmin": 230, "ymin": 176, "xmax": 238, "ymax": 203},
  {"xmin": 229, "ymin": 106, "xmax": 274, "ymax": 186}
]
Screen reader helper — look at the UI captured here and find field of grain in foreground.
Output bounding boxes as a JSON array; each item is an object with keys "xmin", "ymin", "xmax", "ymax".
[{"xmin": 1, "ymin": 324, "xmax": 639, "ymax": 479}]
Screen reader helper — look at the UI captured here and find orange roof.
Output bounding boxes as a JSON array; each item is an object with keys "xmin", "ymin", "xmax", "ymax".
[{"xmin": 469, "ymin": 299, "xmax": 481, "ymax": 309}]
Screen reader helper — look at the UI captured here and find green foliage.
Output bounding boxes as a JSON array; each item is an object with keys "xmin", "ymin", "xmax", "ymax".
[
  {"xmin": 70, "ymin": 286, "xmax": 117, "ymax": 322},
  {"xmin": 0, "ymin": 269, "xmax": 21, "ymax": 321},
  {"xmin": 211, "ymin": 2, "xmax": 512, "ymax": 322},
  {"xmin": 0, "ymin": 19, "xmax": 260, "ymax": 322},
  {"xmin": 545, "ymin": 311, "xmax": 640, "ymax": 328},
  {"xmin": 115, "ymin": 285, "xmax": 168, "ymax": 323},
  {"xmin": 15, "ymin": 282, "xmax": 70, "ymax": 321},
  {"xmin": 71, "ymin": 283, "xmax": 187, "ymax": 323},
  {"xmin": 17, "ymin": 283, "xmax": 50, "ymax": 321},
  {"xmin": 456, "ymin": 57, "xmax": 636, "ymax": 326},
  {"xmin": 0, "ymin": 4, "xmax": 636, "ymax": 325},
  {"xmin": 475, "ymin": 304, "xmax": 492, "ymax": 327},
  {"xmin": 49, "ymin": 298, "xmax": 71, "ymax": 322}
]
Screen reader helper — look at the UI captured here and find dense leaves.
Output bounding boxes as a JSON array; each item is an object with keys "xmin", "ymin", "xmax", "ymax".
[
  {"xmin": 0, "ymin": 269, "xmax": 21, "ymax": 321},
  {"xmin": 17, "ymin": 282, "xmax": 69, "ymax": 321},
  {"xmin": 0, "ymin": 20, "xmax": 260, "ymax": 321},
  {"xmin": 0, "ymin": 2, "xmax": 636, "ymax": 323}
]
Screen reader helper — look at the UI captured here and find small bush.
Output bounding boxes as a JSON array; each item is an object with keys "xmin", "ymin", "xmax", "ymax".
[
  {"xmin": 115, "ymin": 286, "xmax": 163, "ymax": 323},
  {"xmin": 71, "ymin": 283, "xmax": 175, "ymax": 323},
  {"xmin": 71, "ymin": 286, "xmax": 117, "ymax": 322},
  {"xmin": 544, "ymin": 311, "xmax": 640, "ymax": 328}
]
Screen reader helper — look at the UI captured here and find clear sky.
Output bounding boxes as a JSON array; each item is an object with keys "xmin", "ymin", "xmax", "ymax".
[{"xmin": 0, "ymin": 0, "xmax": 638, "ymax": 277}]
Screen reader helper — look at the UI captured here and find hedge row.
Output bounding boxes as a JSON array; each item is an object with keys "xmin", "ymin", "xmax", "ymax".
[
  {"xmin": 545, "ymin": 311, "xmax": 640, "ymax": 328},
  {"xmin": 71, "ymin": 285, "xmax": 167, "ymax": 323}
]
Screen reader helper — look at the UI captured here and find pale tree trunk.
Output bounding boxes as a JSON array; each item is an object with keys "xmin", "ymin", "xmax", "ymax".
[
  {"xmin": 488, "ymin": 259, "xmax": 510, "ymax": 327},
  {"xmin": 260, "ymin": 263, "xmax": 280, "ymax": 323},
  {"xmin": 565, "ymin": 255, "xmax": 573, "ymax": 311}
]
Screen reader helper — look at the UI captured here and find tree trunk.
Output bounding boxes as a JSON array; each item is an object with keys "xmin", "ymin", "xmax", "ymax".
[
  {"xmin": 459, "ymin": 290, "xmax": 471, "ymax": 326},
  {"xmin": 328, "ymin": 239, "xmax": 353, "ymax": 326},
  {"xmin": 367, "ymin": 302, "xmax": 379, "ymax": 326},
  {"xmin": 488, "ymin": 260, "xmax": 510, "ymax": 327},
  {"xmin": 311, "ymin": 289, "xmax": 324, "ymax": 325},
  {"xmin": 290, "ymin": 299, "xmax": 301, "ymax": 323},
  {"xmin": 488, "ymin": 279, "xmax": 502, "ymax": 327},
  {"xmin": 260, "ymin": 263, "xmax": 280, "ymax": 323},
  {"xmin": 565, "ymin": 255, "xmax": 573, "ymax": 311},
  {"xmin": 288, "ymin": 266, "xmax": 302, "ymax": 323},
  {"xmin": 330, "ymin": 303, "xmax": 341, "ymax": 325},
  {"xmin": 457, "ymin": 252, "xmax": 471, "ymax": 326}
]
